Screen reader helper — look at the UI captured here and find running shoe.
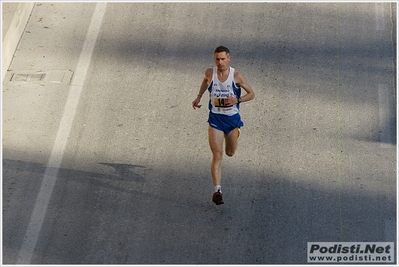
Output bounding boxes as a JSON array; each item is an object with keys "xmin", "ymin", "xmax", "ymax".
[{"xmin": 212, "ymin": 190, "xmax": 224, "ymax": 205}]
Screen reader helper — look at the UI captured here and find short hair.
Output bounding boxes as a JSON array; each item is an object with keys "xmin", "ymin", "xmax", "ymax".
[{"xmin": 214, "ymin": 46, "xmax": 230, "ymax": 55}]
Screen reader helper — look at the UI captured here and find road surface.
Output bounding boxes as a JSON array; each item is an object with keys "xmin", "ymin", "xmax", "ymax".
[{"xmin": 3, "ymin": 2, "xmax": 396, "ymax": 264}]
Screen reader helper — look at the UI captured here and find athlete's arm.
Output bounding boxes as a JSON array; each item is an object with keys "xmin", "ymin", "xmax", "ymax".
[
  {"xmin": 235, "ymin": 71, "xmax": 255, "ymax": 102},
  {"xmin": 225, "ymin": 71, "xmax": 255, "ymax": 106},
  {"xmin": 192, "ymin": 68, "xmax": 213, "ymax": 110}
]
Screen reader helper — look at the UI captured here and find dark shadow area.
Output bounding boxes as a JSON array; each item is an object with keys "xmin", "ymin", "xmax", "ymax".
[
  {"xmin": 98, "ymin": 163, "xmax": 146, "ymax": 182},
  {"xmin": 3, "ymin": 157, "xmax": 396, "ymax": 264},
  {"xmin": 3, "ymin": 159, "xmax": 146, "ymax": 182}
]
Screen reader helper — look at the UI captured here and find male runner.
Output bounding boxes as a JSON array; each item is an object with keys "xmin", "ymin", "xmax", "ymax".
[{"xmin": 192, "ymin": 46, "xmax": 255, "ymax": 205}]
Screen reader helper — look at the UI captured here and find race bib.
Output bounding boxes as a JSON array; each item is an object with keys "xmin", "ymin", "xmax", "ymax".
[{"xmin": 214, "ymin": 98, "xmax": 232, "ymax": 107}]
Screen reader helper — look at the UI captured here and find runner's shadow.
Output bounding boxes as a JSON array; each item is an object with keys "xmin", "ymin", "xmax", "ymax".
[{"xmin": 99, "ymin": 163, "xmax": 146, "ymax": 182}]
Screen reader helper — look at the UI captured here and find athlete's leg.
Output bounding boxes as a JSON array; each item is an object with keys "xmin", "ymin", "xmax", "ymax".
[
  {"xmin": 225, "ymin": 127, "xmax": 239, "ymax": 157},
  {"xmin": 208, "ymin": 126, "xmax": 225, "ymax": 186}
]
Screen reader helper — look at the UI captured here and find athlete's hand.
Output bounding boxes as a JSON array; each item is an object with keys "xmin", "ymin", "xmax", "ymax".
[
  {"xmin": 225, "ymin": 96, "xmax": 239, "ymax": 106},
  {"xmin": 192, "ymin": 96, "xmax": 202, "ymax": 109}
]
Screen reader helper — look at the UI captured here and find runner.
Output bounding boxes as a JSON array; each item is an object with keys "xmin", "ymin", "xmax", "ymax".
[{"xmin": 192, "ymin": 46, "xmax": 255, "ymax": 205}]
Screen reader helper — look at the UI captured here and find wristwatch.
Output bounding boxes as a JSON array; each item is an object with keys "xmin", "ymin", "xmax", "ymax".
[{"xmin": 238, "ymin": 97, "xmax": 242, "ymax": 104}]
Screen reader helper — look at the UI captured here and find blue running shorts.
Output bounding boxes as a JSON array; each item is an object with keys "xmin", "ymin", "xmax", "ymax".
[{"xmin": 207, "ymin": 112, "xmax": 244, "ymax": 135}]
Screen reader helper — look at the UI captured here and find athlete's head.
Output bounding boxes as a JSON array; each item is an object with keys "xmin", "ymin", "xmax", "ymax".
[
  {"xmin": 214, "ymin": 46, "xmax": 230, "ymax": 56},
  {"xmin": 214, "ymin": 46, "xmax": 231, "ymax": 71}
]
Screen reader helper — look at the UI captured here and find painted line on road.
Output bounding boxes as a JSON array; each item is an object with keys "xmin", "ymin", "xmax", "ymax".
[
  {"xmin": 378, "ymin": 84, "xmax": 393, "ymax": 147},
  {"xmin": 16, "ymin": 3, "xmax": 107, "ymax": 264},
  {"xmin": 375, "ymin": 2, "xmax": 385, "ymax": 31},
  {"xmin": 335, "ymin": 4, "xmax": 344, "ymax": 242}
]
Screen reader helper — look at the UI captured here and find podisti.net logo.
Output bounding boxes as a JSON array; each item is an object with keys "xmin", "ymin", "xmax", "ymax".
[{"xmin": 307, "ymin": 242, "xmax": 394, "ymax": 263}]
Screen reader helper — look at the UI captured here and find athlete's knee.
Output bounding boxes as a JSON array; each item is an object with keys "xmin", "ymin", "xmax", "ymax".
[{"xmin": 212, "ymin": 150, "xmax": 223, "ymax": 161}]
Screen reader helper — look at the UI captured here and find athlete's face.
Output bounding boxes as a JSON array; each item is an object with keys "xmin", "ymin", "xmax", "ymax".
[{"xmin": 214, "ymin": 52, "xmax": 231, "ymax": 71}]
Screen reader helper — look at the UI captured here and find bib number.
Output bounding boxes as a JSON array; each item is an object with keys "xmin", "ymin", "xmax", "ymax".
[{"xmin": 214, "ymin": 98, "xmax": 232, "ymax": 107}]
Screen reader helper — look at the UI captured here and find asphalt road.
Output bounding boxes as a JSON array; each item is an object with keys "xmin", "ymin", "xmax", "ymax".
[{"xmin": 3, "ymin": 2, "xmax": 396, "ymax": 264}]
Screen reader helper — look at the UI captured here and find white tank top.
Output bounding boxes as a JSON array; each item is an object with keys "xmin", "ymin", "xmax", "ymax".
[{"xmin": 207, "ymin": 67, "xmax": 241, "ymax": 116}]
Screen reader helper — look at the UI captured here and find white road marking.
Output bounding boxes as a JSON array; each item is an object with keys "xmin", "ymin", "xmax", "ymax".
[
  {"xmin": 16, "ymin": 3, "xmax": 107, "ymax": 264},
  {"xmin": 378, "ymin": 84, "xmax": 393, "ymax": 147},
  {"xmin": 375, "ymin": 2, "xmax": 385, "ymax": 31}
]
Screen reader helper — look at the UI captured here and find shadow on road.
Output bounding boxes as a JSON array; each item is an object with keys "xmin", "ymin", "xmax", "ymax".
[{"xmin": 2, "ymin": 157, "xmax": 396, "ymax": 264}]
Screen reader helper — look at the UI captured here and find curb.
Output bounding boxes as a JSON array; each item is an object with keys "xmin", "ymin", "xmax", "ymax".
[{"xmin": 2, "ymin": 2, "xmax": 35, "ymax": 82}]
